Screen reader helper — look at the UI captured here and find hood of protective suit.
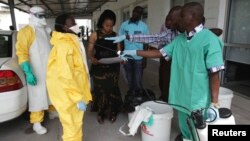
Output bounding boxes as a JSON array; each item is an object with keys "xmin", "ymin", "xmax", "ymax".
[{"xmin": 50, "ymin": 31, "xmax": 79, "ymax": 48}]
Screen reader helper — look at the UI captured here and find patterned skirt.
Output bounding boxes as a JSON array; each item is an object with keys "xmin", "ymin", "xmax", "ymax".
[{"xmin": 90, "ymin": 63, "xmax": 123, "ymax": 116}]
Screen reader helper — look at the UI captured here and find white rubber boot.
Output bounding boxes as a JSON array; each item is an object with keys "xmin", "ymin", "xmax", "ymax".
[
  {"xmin": 33, "ymin": 122, "xmax": 47, "ymax": 135},
  {"xmin": 49, "ymin": 111, "xmax": 59, "ymax": 119}
]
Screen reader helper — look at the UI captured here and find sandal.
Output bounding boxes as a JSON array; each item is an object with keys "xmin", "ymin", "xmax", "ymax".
[
  {"xmin": 97, "ymin": 114, "xmax": 104, "ymax": 124},
  {"xmin": 109, "ymin": 112, "xmax": 117, "ymax": 123}
]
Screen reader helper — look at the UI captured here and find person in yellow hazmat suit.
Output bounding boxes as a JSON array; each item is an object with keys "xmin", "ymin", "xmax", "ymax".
[
  {"xmin": 46, "ymin": 13, "xmax": 92, "ymax": 141},
  {"xmin": 15, "ymin": 6, "xmax": 58, "ymax": 135}
]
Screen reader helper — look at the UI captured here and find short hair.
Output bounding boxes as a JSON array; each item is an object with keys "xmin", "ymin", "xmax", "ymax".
[
  {"xmin": 183, "ymin": 2, "xmax": 204, "ymax": 23},
  {"xmin": 169, "ymin": 6, "xmax": 182, "ymax": 15},
  {"xmin": 133, "ymin": 6, "xmax": 143, "ymax": 13},
  {"xmin": 54, "ymin": 13, "xmax": 71, "ymax": 33},
  {"xmin": 97, "ymin": 9, "xmax": 116, "ymax": 29},
  {"xmin": 167, "ymin": 6, "xmax": 182, "ymax": 20}
]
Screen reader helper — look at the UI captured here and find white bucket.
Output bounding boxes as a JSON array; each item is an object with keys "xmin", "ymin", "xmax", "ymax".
[
  {"xmin": 140, "ymin": 101, "xmax": 173, "ymax": 141},
  {"xmin": 219, "ymin": 87, "xmax": 234, "ymax": 109}
]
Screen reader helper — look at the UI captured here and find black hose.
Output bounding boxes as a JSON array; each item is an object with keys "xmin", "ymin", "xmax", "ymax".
[
  {"xmin": 187, "ymin": 117, "xmax": 200, "ymax": 141},
  {"xmin": 87, "ymin": 41, "xmax": 135, "ymax": 60},
  {"xmin": 88, "ymin": 41, "xmax": 118, "ymax": 53}
]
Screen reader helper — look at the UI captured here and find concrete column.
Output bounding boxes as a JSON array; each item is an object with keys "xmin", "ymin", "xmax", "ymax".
[{"xmin": 8, "ymin": 0, "xmax": 17, "ymax": 30}]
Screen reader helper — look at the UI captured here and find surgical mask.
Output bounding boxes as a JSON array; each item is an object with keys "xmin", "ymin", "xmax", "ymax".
[{"xmin": 69, "ymin": 25, "xmax": 81, "ymax": 34}]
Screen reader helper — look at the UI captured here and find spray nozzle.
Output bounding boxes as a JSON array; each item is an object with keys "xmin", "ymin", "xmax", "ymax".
[
  {"xmin": 117, "ymin": 51, "xmax": 134, "ymax": 60},
  {"xmin": 191, "ymin": 110, "xmax": 206, "ymax": 129}
]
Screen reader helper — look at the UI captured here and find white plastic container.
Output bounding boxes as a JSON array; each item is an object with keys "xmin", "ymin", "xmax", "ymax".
[
  {"xmin": 219, "ymin": 87, "xmax": 234, "ymax": 109},
  {"xmin": 196, "ymin": 113, "xmax": 236, "ymax": 141},
  {"xmin": 140, "ymin": 101, "xmax": 173, "ymax": 141}
]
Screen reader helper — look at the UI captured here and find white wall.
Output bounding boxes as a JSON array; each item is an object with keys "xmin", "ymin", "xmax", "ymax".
[
  {"xmin": 46, "ymin": 18, "xmax": 55, "ymax": 30},
  {"xmin": 204, "ymin": 0, "xmax": 228, "ymax": 39},
  {"xmin": 0, "ymin": 8, "xmax": 29, "ymax": 30},
  {"xmin": 92, "ymin": 0, "xmax": 140, "ymax": 32},
  {"xmin": 147, "ymin": 0, "xmax": 171, "ymax": 33},
  {"xmin": 0, "ymin": 13, "xmax": 11, "ymax": 30},
  {"xmin": 92, "ymin": 0, "xmax": 229, "ymax": 40},
  {"xmin": 92, "ymin": 0, "xmax": 171, "ymax": 33},
  {"xmin": 217, "ymin": 0, "xmax": 228, "ymax": 40}
]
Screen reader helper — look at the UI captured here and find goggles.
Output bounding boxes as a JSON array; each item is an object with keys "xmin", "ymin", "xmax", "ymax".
[{"xmin": 32, "ymin": 13, "xmax": 45, "ymax": 19}]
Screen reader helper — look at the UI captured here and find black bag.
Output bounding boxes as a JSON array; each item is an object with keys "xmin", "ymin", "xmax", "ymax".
[{"xmin": 123, "ymin": 89, "xmax": 156, "ymax": 113}]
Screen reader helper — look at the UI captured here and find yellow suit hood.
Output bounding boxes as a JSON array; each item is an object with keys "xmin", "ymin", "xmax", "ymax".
[{"xmin": 47, "ymin": 31, "xmax": 92, "ymax": 105}]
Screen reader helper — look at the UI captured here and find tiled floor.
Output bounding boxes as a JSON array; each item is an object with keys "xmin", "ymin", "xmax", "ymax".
[{"xmin": 0, "ymin": 59, "xmax": 249, "ymax": 141}]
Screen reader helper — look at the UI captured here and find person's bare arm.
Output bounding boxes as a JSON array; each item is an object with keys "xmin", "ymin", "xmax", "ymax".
[
  {"xmin": 87, "ymin": 32, "xmax": 99, "ymax": 65},
  {"xmin": 137, "ymin": 50, "xmax": 163, "ymax": 58},
  {"xmin": 116, "ymin": 32, "xmax": 123, "ymax": 52},
  {"xmin": 209, "ymin": 28, "xmax": 223, "ymax": 37},
  {"xmin": 209, "ymin": 72, "xmax": 220, "ymax": 104}
]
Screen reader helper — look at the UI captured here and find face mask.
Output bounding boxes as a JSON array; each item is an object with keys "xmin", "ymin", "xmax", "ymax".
[
  {"xmin": 69, "ymin": 25, "xmax": 81, "ymax": 34},
  {"xmin": 29, "ymin": 14, "xmax": 47, "ymax": 27}
]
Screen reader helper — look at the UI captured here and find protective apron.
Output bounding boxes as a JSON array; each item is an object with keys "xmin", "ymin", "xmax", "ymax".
[
  {"xmin": 28, "ymin": 26, "xmax": 51, "ymax": 112},
  {"xmin": 78, "ymin": 39, "xmax": 91, "ymax": 87}
]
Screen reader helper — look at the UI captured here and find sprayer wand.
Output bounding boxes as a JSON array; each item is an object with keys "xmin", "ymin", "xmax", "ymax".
[{"xmin": 87, "ymin": 41, "xmax": 135, "ymax": 60}]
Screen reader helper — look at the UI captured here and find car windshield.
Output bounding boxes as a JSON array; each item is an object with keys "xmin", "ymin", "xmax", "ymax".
[{"xmin": 0, "ymin": 34, "xmax": 12, "ymax": 58}]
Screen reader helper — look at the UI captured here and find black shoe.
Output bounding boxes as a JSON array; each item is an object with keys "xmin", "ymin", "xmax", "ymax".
[
  {"xmin": 97, "ymin": 113, "xmax": 105, "ymax": 124},
  {"xmin": 109, "ymin": 112, "xmax": 117, "ymax": 123},
  {"xmin": 90, "ymin": 101, "xmax": 98, "ymax": 112},
  {"xmin": 175, "ymin": 134, "xmax": 183, "ymax": 141},
  {"xmin": 158, "ymin": 95, "xmax": 163, "ymax": 100},
  {"xmin": 97, "ymin": 115, "xmax": 104, "ymax": 124}
]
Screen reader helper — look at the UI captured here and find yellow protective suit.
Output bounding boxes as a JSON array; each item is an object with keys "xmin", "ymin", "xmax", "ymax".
[
  {"xmin": 46, "ymin": 31, "xmax": 92, "ymax": 141},
  {"xmin": 16, "ymin": 26, "xmax": 34, "ymax": 64},
  {"xmin": 16, "ymin": 25, "xmax": 54, "ymax": 123}
]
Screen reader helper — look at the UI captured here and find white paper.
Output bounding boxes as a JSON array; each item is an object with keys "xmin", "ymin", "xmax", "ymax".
[{"xmin": 98, "ymin": 57, "xmax": 123, "ymax": 64}]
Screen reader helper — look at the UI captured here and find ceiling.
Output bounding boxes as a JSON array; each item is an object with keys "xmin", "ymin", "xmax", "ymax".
[{"xmin": 0, "ymin": 0, "xmax": 117, "ymax": 18}]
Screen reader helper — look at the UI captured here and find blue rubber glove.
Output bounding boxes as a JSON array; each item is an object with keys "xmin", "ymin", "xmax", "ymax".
[
  {"xmin": 117, "ymin": 50, "xmax": 137, "ymax": 61},
  {"xmin": 121, "ymin": 50, "xmax": 137, "ymax": 57},
  {"xmin": 20, "ymin": 61, "xmax": 37, "ymax": 86},
  {"xmin": 77, "ymin": 101, "xmax": 87, "ymax": 111},
  {"xmin": 206, "ymin": 103, "xmax": 220, "ymax": 122},
  {"xmin": 105, "ymin": 35, "xmax": 126, "ymax": 43}
]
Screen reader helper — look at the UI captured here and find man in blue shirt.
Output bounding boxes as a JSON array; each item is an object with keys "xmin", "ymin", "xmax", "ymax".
[{"xmin": 119, "ymin": 6, "xmax": 149, "ymax": 92}]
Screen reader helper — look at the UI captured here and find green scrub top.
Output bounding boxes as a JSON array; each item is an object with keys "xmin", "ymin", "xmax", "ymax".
[{"xmin": 161, "ymin": 29, "xmax": 224, "ymax": 114}]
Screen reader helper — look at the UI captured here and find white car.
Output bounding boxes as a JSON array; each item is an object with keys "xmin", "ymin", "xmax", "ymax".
[{"xmin": 0, "ymin": 30, "xmax": 28, "ymax": 123}]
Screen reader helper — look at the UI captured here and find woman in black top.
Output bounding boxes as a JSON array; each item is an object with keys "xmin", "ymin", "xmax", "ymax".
[{"xmin": 87, "ymin": 10, "xmax": 123, "ymax": 124}]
